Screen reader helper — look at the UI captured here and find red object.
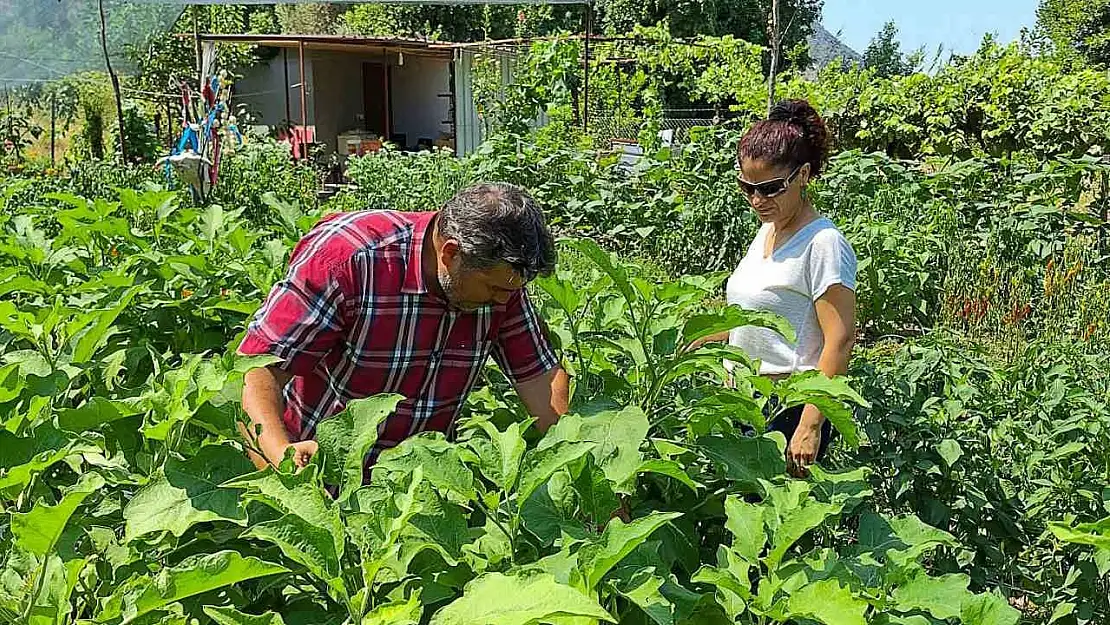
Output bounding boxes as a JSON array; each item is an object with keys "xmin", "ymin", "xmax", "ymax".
[
  {"xmin": 278, "ymin": 125, "xmax": 316, "ymax": 159},
  {"xmin": 239, "ymin": 210, "xmax": 557, "ymax": 474}
]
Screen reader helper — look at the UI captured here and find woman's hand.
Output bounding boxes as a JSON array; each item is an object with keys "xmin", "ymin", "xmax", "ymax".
[
  {"xmin": 683, "ymin": 330, "xmax": 731, "ymax": 353},
  {"xmin": 787, "ymin": 422, "xmax": 822, "ymax": 478}
]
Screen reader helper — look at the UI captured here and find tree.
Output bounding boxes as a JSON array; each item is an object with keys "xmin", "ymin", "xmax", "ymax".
[
  {"xmin": 598, "ymin": 0, "xmax": 823, "ymax": 70},
  {"xmin": 1036, "ymin": 0, "xmax": 1110, "ymax": 66},
  {"xmin": 275, "ymin": 3, "xmax": 343, "ymax": 35},
  {"xmin": 863, "ymin": 20, "xmax": 910, "ymax": 77}
]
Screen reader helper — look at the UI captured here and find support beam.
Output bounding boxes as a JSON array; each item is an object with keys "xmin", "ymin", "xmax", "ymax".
[{"xmin": 298, "ymin": 39, "xmax": 308, "ymax": 160}]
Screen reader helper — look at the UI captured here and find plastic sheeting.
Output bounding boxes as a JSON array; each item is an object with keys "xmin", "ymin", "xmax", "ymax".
[
  {"xmin": 0, "ymin": 0, "xmax": 584, "ymax": 85},
  {"xmin": 0, "ymin": 1, "xmax": 183, "ymax": 85}
]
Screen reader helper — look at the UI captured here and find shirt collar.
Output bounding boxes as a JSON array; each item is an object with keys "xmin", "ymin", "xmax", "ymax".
[{"xmin": 402, "ymin": 211, "xmax": 438, "ymax": 295}]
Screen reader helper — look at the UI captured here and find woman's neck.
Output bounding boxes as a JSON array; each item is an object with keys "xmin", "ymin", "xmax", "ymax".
[{"xmin": 773, "ymin": 201, "xmax": 817, "ymax": 237}]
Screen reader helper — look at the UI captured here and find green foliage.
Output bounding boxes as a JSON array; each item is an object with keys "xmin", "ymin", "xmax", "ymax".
[
  {"xmin": 863, "ymin": 21, "xmax": 912, "ymax": 78},
  {"xmin": 1036, "ymin": 0, "xmax": 1110, "ymax": 66},
  {"xmin": 0, "ymin": 168, "xmax": 1030, "ymax": 624}
]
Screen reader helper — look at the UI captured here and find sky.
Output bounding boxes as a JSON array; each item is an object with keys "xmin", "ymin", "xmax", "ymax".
[{"xmin": 821, "ymin": 0, "xmax": 1041, "ymax": 58}]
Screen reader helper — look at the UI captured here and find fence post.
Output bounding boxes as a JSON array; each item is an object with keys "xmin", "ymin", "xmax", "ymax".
[{"xmin": 50, "ymin": 92, "xmax": 56, "ymax": 166}]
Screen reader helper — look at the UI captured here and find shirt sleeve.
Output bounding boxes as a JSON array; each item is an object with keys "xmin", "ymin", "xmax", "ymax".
[
  {"xmin": 491, "ymin": 290, "xmax": 559, "ymax": 384},
  {"xmin": 808, "ymin": 229, "xmax": 858, "ymax": 302},
  {"xmin": 238, "ymin": 234, "xmax": 351, "ymax": 376}
]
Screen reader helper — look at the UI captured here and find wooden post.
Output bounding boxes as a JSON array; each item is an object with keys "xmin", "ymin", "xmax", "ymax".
[
  {"xmin": 583, "ymin": 0, "xmax": 592, "ymax": 132},
  {"xmin": 766, "ymin": 0, "xmax": 781, "ymax": 114},
  {"xmin": 283, "ymin": 47, "xmax": 292, "ymax": 123},
  {"xmin": 50, "ymin": 92, "xmax": 56, "ymax": 166},
  {"xmin": 194, "ymin": 7, "xmax": 203, "ymax": 92},
  {"xmin": 298, "ymin": 40, "xmax": 308, "ymax": 160},
  {"xmin": 98, "ymin": 0, "xmax": 128, "ymax": 163},
  {"xmin": 4, "ymin": 87, "xmax": 11, "ymax": 158}
]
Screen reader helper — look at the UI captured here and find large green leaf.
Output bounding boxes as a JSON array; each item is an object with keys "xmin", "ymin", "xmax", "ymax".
[
  {"xmin": 764, "ymin": 494, "xmax": 841, "ymax": 570},
  {"xmin": 124, "ymin": 445, "xmax": 254, "ymax": 542},
  {"xmin": 517, "ymin": 441, "xmax": 596, "ymax": 508},
  {"xmin": 203, "ymin": 606, "xmax": 285, "ymax": 625},
  {"xmin": 24, "ymin": 554, "xmax": 88, "ymax": 625},
  {"xmin": 96, "ymin": 551, "xmax": 287, "ymax": 624},
  {"xmin": 566, "ymin": 239, "xmax": 638, "ymax": 310},
  {"xmin": 543, "ymin": 406, "xmax": 650, "ymax": 489},
  {"xmin": 579, "ymin": 512, "xmax": 683, "ymax": 591},
  {"xmin": 473, "ymin": 419, "xmax": 531, "ymax": 492},
  {"xmin": 682, "ymin": 306, "xmax": 796, "ymax": 345},
  {"xmin": 786, "ymin": 578, "xmax": 867, "ymax": 625},
  {"xmin": 57, "ymin": 397, "xmax": 138, "ymax": 433},
  {"xmin": 247, "ymin": 513, "xmax": 343, "ymax": 579},
  {"xmin": 222, "ymin": 465, "xmax": 345, "ymax": 560},
  {"xmin": 70, "ymin": 285, "xmax": 142, "ymax": 364},
  {"xmin": 362, "ymin": 592, "xmax": 422, "ymax": 625},
  {"xmin": 696, "ymin": 433, "xmax": 786, "ymax": 492},
  {"xmin": 635, "ymin": 460, "xmax": 699, "ymax": 493},
  {"xmin": 857, "ymin": 513, "xmax": 958, "ymax": 568},
  {"xmin": 1048, "ymin": 516, "xmax": 1110, "ymax": 549},
  {"xmin": 892, "ymin": 572, "xmax": 971, "ymax": 620},
  {"xmin": 616, "ymin": 572, "xmax": 676, "ymax": 625},
  {"xmin": 723, "ymin": 496, "xmax": 766, "ymax": 563},
  {"xmin": 314, "ymin": 394, "xmax": 403, "ymax": 501},
  {"xmin": 960, "ymin": 592, "xmax": 1021, "ymax": 625},
  {"xmin": 12, "ymin": 473, "xmax": 104, "ymax": 559},
  {"xmin": 375, "ymin": 433, "xmax": 477, "ymax": 501},
  {"xmin": 534, "ymin": 274, "xmax": 583, "ymax": 318},
  {"xmin": 429, "ymin": 572, "xmax": 613, "ymax": 625}
]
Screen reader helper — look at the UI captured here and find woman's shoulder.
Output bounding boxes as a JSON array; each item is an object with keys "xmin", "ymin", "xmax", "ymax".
[{"xmin": 807, "ymin": 218, "xmax": 856, "ymax": 257}]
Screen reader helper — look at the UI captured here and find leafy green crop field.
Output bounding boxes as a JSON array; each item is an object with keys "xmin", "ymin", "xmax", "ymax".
[{"xmin": 0, "ymin": 138, "xmax": 1108, "ymax": 625}]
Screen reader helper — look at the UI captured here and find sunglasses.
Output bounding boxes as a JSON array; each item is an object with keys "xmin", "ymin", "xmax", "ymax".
[{"xmin": 738, "ymin": 164, "xmax": 804, "ymax": 199}]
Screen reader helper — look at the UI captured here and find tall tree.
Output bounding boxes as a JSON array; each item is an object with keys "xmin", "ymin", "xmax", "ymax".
[
  {"xmin": 598, "ymin": 0, "xmax": 823, "ymax": 70},
  {"xmin": 863, "ymin": 20, "xmax": 910, "ymax": 77},
  {"xmin": 1036, "ymin": 0, "xmax": 1110, "ymax": 66}
]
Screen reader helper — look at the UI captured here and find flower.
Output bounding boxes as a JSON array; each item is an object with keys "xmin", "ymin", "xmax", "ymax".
[{"xmin": 181, "ymin": 288, "xmax": 194, "ymax": 299}]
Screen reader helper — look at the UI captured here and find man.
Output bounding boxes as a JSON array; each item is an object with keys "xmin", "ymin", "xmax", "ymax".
[{"xmin": 238, "ymin": 182, "xmax": 569, "ymax": 473}]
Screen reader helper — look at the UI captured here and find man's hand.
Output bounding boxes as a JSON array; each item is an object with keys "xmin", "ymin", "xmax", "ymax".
[
  {"xmin": 787, "ymin": 421, "xmax": 822, "ymax": 478},
  {"xmin": 258, "ymin": 434, "xmax": 318, "ymax": 470}
]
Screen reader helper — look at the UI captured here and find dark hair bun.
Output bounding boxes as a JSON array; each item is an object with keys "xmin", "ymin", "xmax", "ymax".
[
  {"xmin": 770, "ymin": 99, "xmax": 829, "ymax": 177},
  {"xmin": 738, "ymin": 98, "xmax": 832, "ymax": 178}
]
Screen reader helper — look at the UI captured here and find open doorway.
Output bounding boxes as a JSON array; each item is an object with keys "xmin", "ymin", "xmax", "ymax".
[{"xmin": 362, "ymin": 62, "xmax": 391, "ymax": 140}]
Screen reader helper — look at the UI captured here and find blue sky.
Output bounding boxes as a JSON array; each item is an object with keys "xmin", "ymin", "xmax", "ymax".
[{"xmin": 821, "ymin": 0, "xmax": 1040, "ymax": 58}]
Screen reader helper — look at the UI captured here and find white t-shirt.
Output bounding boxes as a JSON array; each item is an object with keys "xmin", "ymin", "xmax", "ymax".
[{"xmin": 726, "ymin": 216, "xmax": 857, "ymax": 376}]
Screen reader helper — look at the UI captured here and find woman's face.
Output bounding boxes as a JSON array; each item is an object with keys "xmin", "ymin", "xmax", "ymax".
[{"xmin": 739, "ymin": 158, "xmax": 809, "ymax": 225}]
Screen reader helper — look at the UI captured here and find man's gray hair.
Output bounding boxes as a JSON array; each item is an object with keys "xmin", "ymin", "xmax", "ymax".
[{"xmin": 437, "ymin": 182, "xmax": 556, "ymax": 281}]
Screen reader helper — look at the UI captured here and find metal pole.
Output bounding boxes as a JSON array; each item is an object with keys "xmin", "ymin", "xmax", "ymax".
[
  {"xmin": 298, "ymin": 40, "xmax": 308, "ymax": 161},
  {"xmin": 583, "ymin": 0, "xmax": 592, "ymax": 133},
  {"xmin": 50, "ymin": 92, "xmax": 55, "ymax": 166}
]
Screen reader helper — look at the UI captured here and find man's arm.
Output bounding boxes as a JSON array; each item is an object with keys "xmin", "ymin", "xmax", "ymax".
[
  {"xmin": 240, "ymin": 365, "xmax": 317, "ymax": 469},
  {"xmin": 514, "ymin": 366, "xmax": 570, "ymax": 432}
]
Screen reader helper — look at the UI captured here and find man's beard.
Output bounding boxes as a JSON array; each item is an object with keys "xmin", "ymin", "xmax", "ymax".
[{"xmin": 438, "ymin": 269, "xmax": 480, "ymax": 311}]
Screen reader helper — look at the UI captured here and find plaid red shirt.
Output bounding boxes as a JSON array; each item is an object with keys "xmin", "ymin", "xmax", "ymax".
[{"xmin": 239, "ymin": 209, "xmax": 557, "ymax": 456}]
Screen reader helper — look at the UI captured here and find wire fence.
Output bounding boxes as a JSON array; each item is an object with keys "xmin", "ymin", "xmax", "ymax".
[{"xmin": 590, "ymin": 109, "xmax": 720, "ymax": 146}]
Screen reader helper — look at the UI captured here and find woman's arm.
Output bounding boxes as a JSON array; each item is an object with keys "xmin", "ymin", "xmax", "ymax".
[
  {"xmin": 787, "ymin": 284, "xmax": 856, "ymax": 476},
  {"xmin": 685, "ymin": 330, "xmax": 732, "ymax": 352}
]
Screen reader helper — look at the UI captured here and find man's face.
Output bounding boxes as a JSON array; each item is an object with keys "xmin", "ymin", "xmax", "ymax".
[{"xmin": 439, "ymin": 261, "xmax": 523, "ymax": 311}]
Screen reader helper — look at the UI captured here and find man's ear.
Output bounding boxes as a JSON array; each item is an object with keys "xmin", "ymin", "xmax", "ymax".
[{"xmin": 439, "ymin": 238, "xmax": 461, "ymax": 268}]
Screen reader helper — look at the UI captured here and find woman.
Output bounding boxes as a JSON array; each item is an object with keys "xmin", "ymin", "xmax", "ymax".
[{"xmin": 698, "ymin": 99, "xmax": 857, "ymax": 478}]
